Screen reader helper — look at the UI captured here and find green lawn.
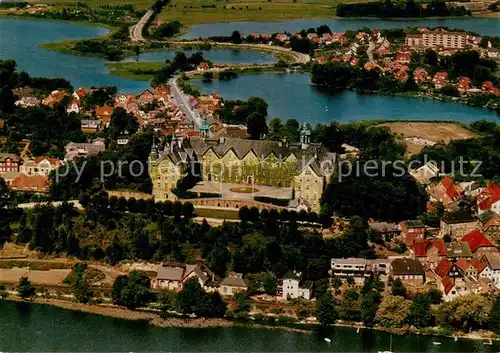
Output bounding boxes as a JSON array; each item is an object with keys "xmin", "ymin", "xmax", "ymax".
[
  {"xmin": 30, "ymin": 0, "xmax": 155, "ymax": 10},
  {"xmin": 105, "ymin": 61, "xmax": 164, "ymax": 80},
  {"xmin": 195, "ymin": 208, "xmax": 240, "ymax": 220}
]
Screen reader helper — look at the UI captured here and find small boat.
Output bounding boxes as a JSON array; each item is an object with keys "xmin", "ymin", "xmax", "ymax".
[
  {"xmin": 454, "ymin": 335, "xmax": 458, "ymax": 342},
  {"xmin": 324, "ymin": 338, "xmax": 331, "ymax": 343},
  {"xmin": 378, "ymin": 333, "xmax": 393, "ymax": 353},
  {"xmin": 432, "ymin": 342, "xmax": 442, "ymax": 345},
  {"xmin": 356, "ymin": 327, "xmax": 361, "ymax": 334},
  {"xmin": 484, "ymin": 339, "xmax": 493, "ymax": 345}
]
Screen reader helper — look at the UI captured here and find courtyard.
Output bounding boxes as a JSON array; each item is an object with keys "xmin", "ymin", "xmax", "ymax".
[{"xmin": 189, "ymin": 181, "xmax": 292, "ymax": 200}]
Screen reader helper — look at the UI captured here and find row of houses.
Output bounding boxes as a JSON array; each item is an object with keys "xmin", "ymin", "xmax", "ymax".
[{"xmin": 151, "ymin": 263, "xmax": 313, "ymax": 300}]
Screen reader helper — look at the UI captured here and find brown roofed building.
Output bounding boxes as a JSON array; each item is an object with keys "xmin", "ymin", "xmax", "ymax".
[
  {"xmin": 391, "ymin": 258, "xmax": 425, "ymax": 285},
  {"xmin": 400, "ymin": 220, "xmax": 425, "ymax": 245},
  {"xmin": 151, "ymin": 262, "xmax": 215, "ymax": 291},
  {"xmin": 10, "ymin": 175, "xmax": 50, "ymax": 193},
  {"xmin": 219, "ymin": 272, "xmax": 249, "ymax": 296}
]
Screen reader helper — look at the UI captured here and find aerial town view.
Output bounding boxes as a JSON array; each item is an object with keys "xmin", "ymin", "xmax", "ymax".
[{"xmin": 0, "ymin": 0, "xmax": 499, "ymax": 351}]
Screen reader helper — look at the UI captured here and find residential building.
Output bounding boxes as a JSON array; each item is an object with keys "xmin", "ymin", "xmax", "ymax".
[
  {"xmin": 64, "ymin": 138, "xmax": 106, "ymax": 162},
  {"xmin": 15, "ymin": 96, "xmax": 40, "ymax": 108},
  {"xmin": 460, "ymin": 230, "xmax": 497, "ymax": 255},
  {"xmin": 411, "ymin": 239, "xmax": 446, "ymax": 268},
  {"xmin": 406, "ymin": 30, "xmax": 466, "ymax": 49},
  {"xmin": 151, "ymin": 262, "xmax": 215, "ymax": 291},
  {"xmin": 413, "ymin": 67, "xmax": 431, "ymax": 83},
  {"xmin": 9, "ymin": 175, "xmax": 49, "ymax": 193},
  {"xmin": 433, "ymin": 72, "xmax": 448, "ymax": 89},
  {"xmin": 81, "ymin": 119, "xmax": 102, "ymax": 133},
  {"xmin": 435, "ymin": 258, "xmax": 465, "ymax": 280},
  {"xmin": 95, "ymin": 106, "xmax": 114, "ymax": 124},
  {"xmin": 368, "ymin": 222, "xmax": 400, "ymax": 240},
  {"xmin": 400, "ymin": 220, "xmax": 425, "ymax": 245},
  {"xmin": 329, "ymin": 258, "xmax": 391, "ymax": 284},
  {"xmin": 67, "ymin": 99, "xmax": 83, "ymax": 114},
  {"xmin": 219, "ymin": 272, "xmax": 249, "ymax": 296},
  {"xmin": 410, "ymin": 161, "xmax": 439, "ymax": 184},
  {"xmin": 281, "ymin": 270, "xmax": 313, "ymax": 300},
  {"xmin": 480, "ymin": 252, "xmax": 500, "ymax": 287},
  {"xmin": 477, "ymin": 183, "xmax": 500, "ymax": 215},
  {"xmin": 394, "ymin": 52, "xmax": 410, "ymax": 64},
  {"xmin": 0, "ymin": 153, "xmax": 22, "ymax": 173},
  {"xmin": 459, "ymin": 181, "xmax": 481, "ymax": 197},
  {"xmin": 73, "ymin": 87, "xmax": 88, "ymax": 100},
  {"xmin": 482, "ymin": 214, "xmax": 500, "ymax": 244},
  {"xmin": 427, "ymin": 176, "xmax": 462, "ymax": 205},
  {"xmin": 439, "ymin": 211, "xmax": 478, "ymax": 238},
  {"xmin": 446, "ymin": 241, "xmax": 473, "ymax": 260},
  {"xmin": 457, "ymin": 77, "xmax": 471, "ymax": 93},
  {"xmin": 391, "ymin": 258, "xmax": 425, "ymax": 286},
  {"xmin": 20, "ymin": 157, "xmax": 63, "ymax": 176}
]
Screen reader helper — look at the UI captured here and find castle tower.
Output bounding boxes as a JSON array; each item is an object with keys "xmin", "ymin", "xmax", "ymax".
[{"xmin": 149, "ymin": 140, "xmax": 158, "ymax": 163}]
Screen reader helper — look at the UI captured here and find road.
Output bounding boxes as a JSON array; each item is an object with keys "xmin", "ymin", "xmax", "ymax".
[
  {"xmin": 130, "ymin": 9, "xmax": 154, "ymax": 42},
  {"xmin": 168, "ymin": 41, "xmax": 310, "ymax": 64},
  {"xmin": 168, "ymin": 76, "xmax": 202, "ymax": 128}
]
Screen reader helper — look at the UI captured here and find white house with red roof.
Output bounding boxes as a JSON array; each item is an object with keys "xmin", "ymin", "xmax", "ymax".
[
  {"xmin": 460, "ymin": 230, "xmax": 497, "ymax": 256},
  {"xmin": 477, "ymin": 183, "xmax": 500, "ymax": 215},
  {"xmin": 433, "ymin": 72, "xmax": 448, "ymax": 89},
  {"xmin": 394, "ymin": 52, "xmax": 410, "ymax": 64},
  {"xmin": 20, "ymin": 157, "xmax": 63, "ymax": 176},
  {"xmin": 457, "ymin": 77, "xmax": 471, "ymax": 93},
  {"xmin": 66, "ymin": 99, "xmax": 83, "ymax": 114},
  {"xmin": 412, "ymin": 239, "xmax": 446, "ymax": 268}
]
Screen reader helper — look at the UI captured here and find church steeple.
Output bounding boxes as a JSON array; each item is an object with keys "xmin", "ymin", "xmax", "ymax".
[
  {"xmin": 149, "ymin": 140, "xmax": 158, "ymax": 162},
  {"xmin": 300, "ymin": 122, "xmax": 311, "ymax": 148}
]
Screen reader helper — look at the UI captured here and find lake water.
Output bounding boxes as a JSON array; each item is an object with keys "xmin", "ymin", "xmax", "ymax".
[
  {"xmin": 0, "ymin": 300, "xmax": 497, "ymax": 352},
  {"xmin": 191, "ymin": 73, "xmax": 499, "ymax": 124},
  {"xmin": 0, "ymin": 17, "xmax": 498, "ymax": 124},
  {"xmin": 181, "ymin": 18, "xmax": 500, "ymax": 38},
  {"xmin": 124, "ymin": 48, "xmax": 277, "ymax": 64}
]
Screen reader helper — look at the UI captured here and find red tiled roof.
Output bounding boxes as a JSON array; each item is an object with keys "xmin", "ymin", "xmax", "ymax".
[
  {"xmin": 441, "ymin": 276, "xmax": 454, "ymax": 294},
  {"xmin": 455, "ymin": 258, "xmax": 470, "ymax": 272},
  {"xmin": 471, "ymin": 258, "xmax": 486, "ymax": 274},
  {"xmin": 10, "ymin": 175, "xmax": 49, "ymax": 193},
  {"xmin": 461, "ymin": 230, "xmax": 495, "ymax": 253},
  {"xmin": 33, "ymin": 156, "xmax": 63, "ymax": 167},
  {"xmin": 478, "ymin": 184, "xmax": 500, "ymax": 211},
  {"xmin": 435, "ymin": 258, "xmax": 453, "ymax": 278},
  {"xmin": 412, "ymin": 239, "xmax": 446, "ymax": 257}
]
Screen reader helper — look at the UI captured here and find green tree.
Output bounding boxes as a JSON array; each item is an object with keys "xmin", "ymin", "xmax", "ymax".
[
  {"xmin": 408, "ymin": 293, "xmax": 432, "ymax": 327},
  {"xmin": 0, "ymin": 85, "xmax": 15, "ymax": 113},
  {"xmin": 247, "ymin": 112, "xmax": 267, "ymax": 139},
  {"xmin": 0, "ymin": 177, "xmax": 10, "ymax": 209},
  {"xmin": 111, "ymin": 271, "xmax": 151, "ymax": 309},
  {"xmin": 17, "ymin": 276, "xmax": 35, "ymax": 300},
  {"xmin": 231, "ymin": 30, "xmax": 242, "ymax": 44},
  {"xmin": 489, "ymin": 295, "xmax": 500, "ymax": 334},
  {"xmin": 375, "ymin": 295, "xmax": 410, "ymax": 328},
  {"xmin": 316, "ymin": 293, "xmax": 337, "ymax": 326},
  {"xmin": 262, "ymin": 271, "xmax": 277, "ymax": 295},
  {"xmin": 108, "ymin": 107, "xmax": 139, "ymax": 139},
  {"xmin": 72, "ymin": 264, "xmax": 92, "ymax": 304},
  {"xmin": 438, "ymin": 295, "xmax": 488, "ymax": 331},
  {"xmin": 391, "ymin": 278, "xmax": 407, "ymax": 297},
  {"xmin": 177, "ymin": 278, "xmax": 227, "ymax": 317}
]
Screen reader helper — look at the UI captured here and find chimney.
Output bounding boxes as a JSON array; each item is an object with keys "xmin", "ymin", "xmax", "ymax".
[{"xmin": 219, "ymin": 137, "xmax": 225, "ymax": 144}]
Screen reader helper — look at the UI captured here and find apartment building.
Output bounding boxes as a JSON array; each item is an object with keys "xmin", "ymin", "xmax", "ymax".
[
  {"xmin": 330, "ymin": 258, "xmax": 391, "ymax": 284},
  {"xmin": 406, "ymin": 30, "xmax": 466, "ymax": 49}
]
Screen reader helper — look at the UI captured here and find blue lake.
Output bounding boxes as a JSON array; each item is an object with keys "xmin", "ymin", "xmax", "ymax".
[
  {"xmin": 182, "ymin": 18, "xmax": 500, "ymax": 38},
  {"xmin": 0, "ymin": 17, "xmax": 498, "ymax": 124},
  {"xmin": 124, "ymin": 48, "xmax": 277, "ymax": 64},
  {"xmin": 191, "ymin": 73, "xmax": 499, "ymax": 124}
]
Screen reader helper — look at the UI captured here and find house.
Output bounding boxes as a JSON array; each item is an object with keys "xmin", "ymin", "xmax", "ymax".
[
  {"xmin": 329, "ymin": 258, "xmax": 391, "ymax": 284},
  {"xmin": 9, "ymin": 174, "xmax": 49, "ymax": 193},
  {"xmin": 481, "ymin": 214, "xmax": 500, "ymax": 244},
  {"xmin": 66, "ymin": 99, "xmax": 82, "ymax": 114},
  {"xmin": 400, "ymin": 220, "xmax": 425, "ymax": 245},
  {"xmin": 368, "ymin": 222, "xmax": 400, "ymax": 240},
  {"xmin": 482, "ymin": 81, "xmax": 500, "ymax": 95},
  {"xmin": 64, "ymin": 138, "xmax": 106, "ymax": 162},
  {"xmin": 412, "ymin": 239, "xmax": 446, "ymax": 267},
  {"xmin": 459, "ymin": 181, "xmax": 481, "ymax": 197},
  {"xmin": 42, "ymin": 90, "xmax": 67, "ymax": 107},
  {"xmin": 413, "ymin": 68, "xmax": 430, "ymax": 83},
  {"xmin": 457, "ymin": 77, "xmax": 471, "ymax": 93},
  {"xmin": 460, "ymin": 230, "xmax": 497, "ymax": 255},
  {"xmin": 394, "ymin": 52, "xmax": 410, "ymax": 64},
  {"xmin": 80, "ymin": 119, "xmax": 102, "ymax": 133},
  {"xmin": 433, "ymin": 72, "xmax": 448, "ymax": 89},
  {"xmin": 137, "ymin": 88, "xmax": 156, "ymax": 104},
  {"xmin": 391, "ymin": 258, "xmax": 425, "ymax": 286},
  {"xmin": 117, "ymin": 136, "xmax": 129, "ymax": 147},
  {"xmin": 409, "ymin": 161, "xmax": 439, "ymax": 184},
  {"xmin": 197, "ymin": 62, "xmax": 210, "ymax": 71},
  {"xmin": 151, "ymin": 262, "xmax": 215, "ymax": 291},
  {"xmin": 440, "ymin": 276, "xmax": 478, "ymax": 302},
  {"xmin": 427, "ymin": 176, "xmax": 462, "ymax": 205},
  {"xmin": 477, "ymin": 184, "xmax": 500, "ymax": 216},
  {"xmin": 0, "ymin": 153, "xmax": 22, "ymax": 173},
  {"xmin": 20, "ymin": 157, "xmax": 63, "ymax": 176},
  {"xmin": 95, "ymin": 106, "xmax": 114, "ymax": 124},
  {"xmin": 435, "ymin": 258, "xmax": 463, "ymax": 280},
  {"xmin": 480, "ymin": 253, "xmax": 500, "ymax": 288},
  {"xmin": 219, "ymin": 272, "xmax": 249, "ymax": 296},
  {"xmin": 281, "ymin": 270, "xmax": 313, "ymax": 300},
  {"xmin": 446, "ymin": 241, "xmax": 473, "ymax": 260},
  {"xmin": 15, "ymin": 96, "xmax": 41, "ymax": 108},
  {"xmin": 439, "ymin": 211, "xmax": 478, "ymax": 239},
  {"xmin": 275, "ymin": 33, "xmax": 289, "ymax": 42},
  {"xmin": 73, "ymin": 87, "xmax": 88, "ymax": 100},
  {"xmin": 211, "ymin": 123, "xmax": 248, "ymax": 139}
]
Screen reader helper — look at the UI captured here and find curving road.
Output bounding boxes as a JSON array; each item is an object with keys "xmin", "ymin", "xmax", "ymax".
[
  {"xmin": 130, "ymin": 9, "xmax": 154, "ymax": 41},
  {"xmin": 168, "ymin": 76, "xmax": 202, "ymax": 128}
]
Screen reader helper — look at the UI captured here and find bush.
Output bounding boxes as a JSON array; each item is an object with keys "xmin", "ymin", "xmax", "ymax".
[{"xmin": 254, "ymin": 196, "xmax": 289, "ymax": 207}]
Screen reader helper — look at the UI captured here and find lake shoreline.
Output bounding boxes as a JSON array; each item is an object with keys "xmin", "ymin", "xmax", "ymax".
[{"xmin": 3, "ymin": 296, "xmax": 500, "ymax": 342}]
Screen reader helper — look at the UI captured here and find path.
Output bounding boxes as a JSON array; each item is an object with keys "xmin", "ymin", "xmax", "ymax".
[{"xmin": 130, "ymin": 9, "xmax": 154, "ymax": 42}]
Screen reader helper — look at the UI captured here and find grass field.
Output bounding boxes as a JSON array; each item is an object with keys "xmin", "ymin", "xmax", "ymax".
[
  {"xmin": 105, "ymin": 61, "xmax": 164, "ymax": 80},
  {"xmin": 195, "ymin": 208, "xmax": 240, "ymax": 220},
  {"xmin": 161, "ymin": 0, "xmax": 338, "ymax": 25},
  {"xmin": 30, "ymin": 0, "xmax": 155, "ymax": 10},
  {"xmin": 377, "ymin": 121, "xmax": 476, "ymax": 155}
]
